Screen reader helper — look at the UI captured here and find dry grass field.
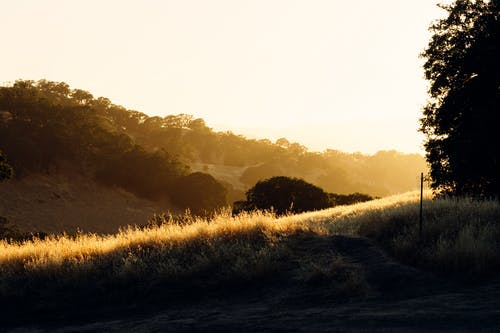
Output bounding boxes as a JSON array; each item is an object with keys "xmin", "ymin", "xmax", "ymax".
[
  {"xmin": 2, "ymin": 191, "xmax": 499, "ymax": 295},
  {"xmin": 2, "ymin": 191, "xmax": 500, "ymax": 331}
]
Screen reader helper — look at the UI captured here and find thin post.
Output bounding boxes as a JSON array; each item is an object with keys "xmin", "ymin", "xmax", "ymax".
[{"xmin": 419, "ymin": 172, "xmax": 423, "ymax": 241}]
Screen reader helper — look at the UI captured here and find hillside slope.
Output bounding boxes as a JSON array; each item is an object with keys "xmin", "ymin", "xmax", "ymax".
[
  {"xmin": 0, "ymin": 174, "xmax": 174, "ymax": 234},
  {"xmin": 0, "ymin": 80, "xmax": 428, "ymax": 207}
]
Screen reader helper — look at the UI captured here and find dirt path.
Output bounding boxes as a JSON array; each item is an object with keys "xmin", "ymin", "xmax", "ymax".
[{"xmin": 7, "ymin": 235, "xmax": 500, "ymax": 332}]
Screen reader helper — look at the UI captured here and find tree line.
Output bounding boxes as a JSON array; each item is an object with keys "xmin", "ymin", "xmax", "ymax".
[
  {"xmin": 0, "ymin": 80, "xmax": 427, "ymax": 201},
  {"xmin": 0, "ymin": 81, "xmax": 224, "ymax": 215},
  {"xmin": 0, "ymin": 79, "xmax": 430, "ymax": 223}
]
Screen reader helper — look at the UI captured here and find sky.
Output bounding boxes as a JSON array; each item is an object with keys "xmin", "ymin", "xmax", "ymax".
[{"xmin": 0, "ymin": 0, "xmax": 449, "ymax": 154}]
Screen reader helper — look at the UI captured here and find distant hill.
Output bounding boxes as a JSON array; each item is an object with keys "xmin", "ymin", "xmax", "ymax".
[{"xmin": 0, "ymin": 80, "xmax": 427, "ymax": 231}]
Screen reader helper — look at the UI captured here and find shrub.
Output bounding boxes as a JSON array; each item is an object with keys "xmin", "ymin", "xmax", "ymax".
[
  {"xmin": 171, "ymin": 172, "xmax": 227, "ymax": 216},
  {"xmin": 328, "ymin": 192, "xmax": 374, "ymax": 206},
  {"xmin": 236, "ymin": 176, "xmax": 331, "ymax": 215}
]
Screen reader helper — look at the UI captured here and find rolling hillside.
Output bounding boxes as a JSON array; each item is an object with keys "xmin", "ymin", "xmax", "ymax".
[{"xmin": 0, "ymin": 174, "xmax": 174, "ymax": 234}]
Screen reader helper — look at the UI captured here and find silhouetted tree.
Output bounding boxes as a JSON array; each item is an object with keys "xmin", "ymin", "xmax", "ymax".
[
  {"xmin": 96, "ymin": 147, "xmax": 189, "ymax": 200},
  {"xmin": 0, "ymin": 150, "xmax": 13, "ymax": 181},
  {"xmin": 420, "ymin": 0, "xmax": 499, "ymax": 197},
  {"xmin": 0, "ymin": 150, "xmax": 15, "ymax": 239},
  {"xmin": 327, "ymin": 192, "xmax": 374, "ymax": 206},
  {"xmin": 171, "ymin": 172, "xmax": 227, "ymax": 216},
  {"xmin": 237, "ymin": 176, "xmax": 331, "ymax": 215}
]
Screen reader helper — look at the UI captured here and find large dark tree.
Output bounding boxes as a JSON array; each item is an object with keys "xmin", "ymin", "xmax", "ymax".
[{"xmin": 420, "ymin": 0, "xmax": 499, "ymax": 197}]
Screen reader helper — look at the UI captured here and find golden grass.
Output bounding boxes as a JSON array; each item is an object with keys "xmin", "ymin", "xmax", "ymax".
[
  {"xmin": 0, "ymin": 210, "xmax": 304, "ymax": 300},
  {"xmin": 1, "ymin": 191, "xmax": 499, "ymax": 301},
  {"xmin": 0, "ymin": 210, "xmax": 298, "ymax": 269},
  {"xmin": 0, "ymin": 192, "xmax": 420, "ymax": 275}
]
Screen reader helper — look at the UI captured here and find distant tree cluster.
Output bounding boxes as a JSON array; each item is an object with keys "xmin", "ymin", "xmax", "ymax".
[
  {"xmin": 327, "ymin": 192, "xmax": 375, "ymax": 206},
  {"xmin": 0, "ymin": 79, "xmax": 428, "ymax": 218},
  {"xmin": 421, "ymin": 0, "xmax": 499, "ymax": 198},
  {"xmin": 171, "ymin": 172, "xmax": 227, "ymax": 215},
  {"xmin": 239, "ymin": 150, "xmax": 426, "ymax": 198},
  {"xmin": 0, "ymin": 80, "xmax": 225, "ymax": 215},
  {"xmin": 233, "ymin": 176, "xmax": 373, "ymax": 216},
  {"xmin": 1, "ymin": 80, "xmax": 428, "ymax": 199}
]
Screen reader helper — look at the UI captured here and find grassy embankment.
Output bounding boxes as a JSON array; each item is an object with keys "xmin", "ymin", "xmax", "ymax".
[{"xmin": 1, "ymin": 191, "xmax": 499, "ymax": 316}]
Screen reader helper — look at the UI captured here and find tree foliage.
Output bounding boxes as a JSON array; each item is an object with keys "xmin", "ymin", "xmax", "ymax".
[
  {"xmin": 95, "ymin": 147, "xmax": 189, "ymax": 200},
  {"xmin": 420, "ymin": 0, "xmax": 499, "ymax": 197},
  {"xmin": 171, "ymin": 172, "xmax": 227, "ymax": 216},
  {"xmin": 327, "ymin": 192, "xmax": 374, "ymax": 206},
  {"xmin": 0, "ymin": 80, "xmax": 192, "ymax": 207},
  {"xmin": 234, "ymin": 176, "xmax": 374, "ymax": 215},
  {"xmin": 0, "ymin": 150, "xmax": 13, "ymax": 182},
  {"xmin": 235, "ymin": 176, "xmax": 331, "ymax": 215}
]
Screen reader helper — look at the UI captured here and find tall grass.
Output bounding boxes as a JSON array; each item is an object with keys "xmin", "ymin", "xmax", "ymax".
[
  {"xmin": 1, "ymin": 191, "xmax": 499, "ymax": 307},
  {"xmin": 306, "ymin": 192, "xmax": 500, "ymax": 275},
  {"xmin": 0, "ymin": 211, "xmax": 298, "ymax": 300}
]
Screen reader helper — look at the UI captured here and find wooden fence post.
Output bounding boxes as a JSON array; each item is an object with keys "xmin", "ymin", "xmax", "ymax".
[{"xmin": 419, "ymin": 172, "xmax": 423, "ymax": 241}]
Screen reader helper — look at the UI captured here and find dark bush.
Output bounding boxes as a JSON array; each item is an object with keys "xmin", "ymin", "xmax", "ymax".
[
  {"xmin": 328, "ymin": 192, "xmax": 374, "ymax": 206},
  {"xmin": 236, "ymin": 176, "xmax": 331, "ymax": 215},
  {"xmin": 171, "ymin": 172, "xmax": 227, "ymax": 216}
]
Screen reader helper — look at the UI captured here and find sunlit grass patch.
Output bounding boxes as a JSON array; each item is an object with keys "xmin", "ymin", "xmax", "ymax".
[
  {"xmin": 0, "ymin": 210, "xmax": 299, "ymax": 298},
  {"xmin": 1, "ymin": 191, "xmax": 499, "ymax": 308}
]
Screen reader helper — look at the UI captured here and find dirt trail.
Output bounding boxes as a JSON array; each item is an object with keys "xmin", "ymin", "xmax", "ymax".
[
  {"xmin": 332, "ymin": 235, "xmax": 440, "ymax": 296},
  {"xmin": 7, "ymin": 234, "xmax": 500, "ymax": 332}
]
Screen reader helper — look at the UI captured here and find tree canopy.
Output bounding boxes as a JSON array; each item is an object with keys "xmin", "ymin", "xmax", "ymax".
[
  {"xmin": 420, "ymin": 0, "xmax": 499, "ymax": 197},
  {"xmin": 235, "ymin": 176, "xmax": 332, "ymax": 215},
  {"xmin": 0, "ymin": 81, "xmax": 192, "ymax": 208},
  {"xmin": 233, "ymin": 176, "xmax": 374, "ymax": 215},
  {"xmin": 171, "ymin": 172, "xmax": 227, "ymax": 216}
]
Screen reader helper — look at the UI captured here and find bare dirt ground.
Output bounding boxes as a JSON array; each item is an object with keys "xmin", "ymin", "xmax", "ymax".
[{"xmin": 6, "ymin": 235, "xmax": 500, "ymax": 332}]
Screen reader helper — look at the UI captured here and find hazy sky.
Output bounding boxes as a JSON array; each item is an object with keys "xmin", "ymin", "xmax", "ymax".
[{"xmin": 1, "ymin": 0, "xmax": 448, "ymax": 154}]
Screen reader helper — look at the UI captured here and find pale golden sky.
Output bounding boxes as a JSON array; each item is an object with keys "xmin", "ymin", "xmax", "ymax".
[{"xmin": 1, "ymin": 0, "xmax": 449, "ymax": 154}]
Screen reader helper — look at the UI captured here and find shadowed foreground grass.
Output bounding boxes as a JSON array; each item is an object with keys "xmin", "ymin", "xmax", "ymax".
[
  {"xmin": 1, "ymin": 191, "xmax": 499, "ymax": 318},
  {"xmin": 289, "ymin": 191, "xmax": 500, "ymax": 275}
]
